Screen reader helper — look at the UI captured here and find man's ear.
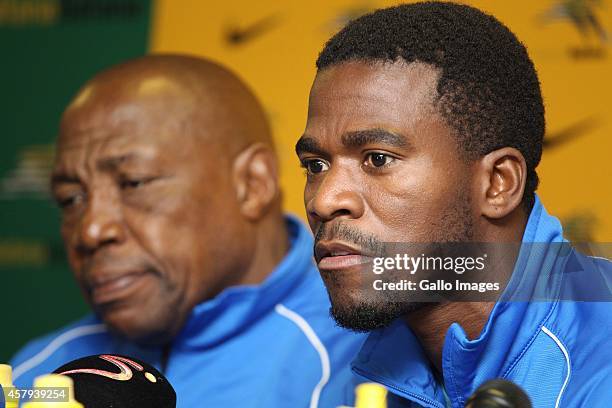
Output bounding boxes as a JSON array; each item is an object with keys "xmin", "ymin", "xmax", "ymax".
[
  {"xmin": 232, "ymin": 143, "xmax": 280, "ymax": 221},
  {"xmin": 475, "ymin": 147, "xmax": 527, "ymax": 219}
]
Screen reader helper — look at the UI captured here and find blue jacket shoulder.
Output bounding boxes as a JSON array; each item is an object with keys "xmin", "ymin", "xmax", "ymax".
[{"xmin": 10, "ymin": 315, "xmax": 108, "ymax": 387}]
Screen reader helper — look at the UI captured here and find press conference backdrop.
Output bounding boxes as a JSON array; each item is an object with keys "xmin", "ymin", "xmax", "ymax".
[{"xmin": 1, "ymin": 0, "xmax": 611, "ymax": 361}]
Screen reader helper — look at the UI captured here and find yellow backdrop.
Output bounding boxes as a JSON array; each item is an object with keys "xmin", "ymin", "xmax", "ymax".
[{"xmin": 151, "ymin": 0, "xmax": 611, "ymax": 241}]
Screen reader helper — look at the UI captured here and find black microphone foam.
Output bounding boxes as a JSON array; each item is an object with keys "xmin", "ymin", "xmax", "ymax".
[
  {"xmin": 465, "ymin": 379, "xmax": 532, "ymax": 408},
  {"xmin": 53, "ymin": 354, "xmax": 176, "ymax": 408}
]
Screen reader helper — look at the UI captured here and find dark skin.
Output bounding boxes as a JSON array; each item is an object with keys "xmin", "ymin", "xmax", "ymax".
[
  {"xmin": 297, "ymin": 60, "xmax": 527, "ymax": 373},
  {"xmin": 52, "ymin": 55, "xmax": 288, "ymax": 345}
]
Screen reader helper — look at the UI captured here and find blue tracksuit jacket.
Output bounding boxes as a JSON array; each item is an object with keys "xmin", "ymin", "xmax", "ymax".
[
  {"xmin": 10, "ymin": 216, "xmax": 366, "ymax": 407},
  {"xmin": 351, "ymin": 196, "xmax": 611, "ymax": 407}
]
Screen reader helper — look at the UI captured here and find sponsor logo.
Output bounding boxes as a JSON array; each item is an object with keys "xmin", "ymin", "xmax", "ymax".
[{"xmin": 59, "ymin": 355, "xmax": 144, "ymax": 382}]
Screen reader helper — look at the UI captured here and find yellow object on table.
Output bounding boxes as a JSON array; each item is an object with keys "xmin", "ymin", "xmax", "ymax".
[
  {"xmin": 0, "ymin": 364, "xmax": 18, "ymax": 408},
  {"xmin": 355, "ymin": 382, "xmax": 388, "ymax": 408},
  {"xmin": 20, "ymin": 374, "xmax": 83, "ymax": 408}
]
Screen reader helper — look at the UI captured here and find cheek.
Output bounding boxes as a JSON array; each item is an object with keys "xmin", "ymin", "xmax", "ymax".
[
  {"xmin": 128, "ymin": 211, "xmax": 191, "ymax": 272},
  {"xmin": 125, "ymin": 197, "xmax": 219, "ymax": 288},
  {"xmin": 60, "ymin": 212, "xmax": 80, "ymax": 244},
  {"xmin": 61, "ymin": 223, "xmax": 83, "ymax": 275},
  {"xmin": 303, "ymin": 181, "xmax": 317, "ymax": 215},
  {"xmin": 365, "ymin": 159, "xmax": 463, "ymax": 239}
]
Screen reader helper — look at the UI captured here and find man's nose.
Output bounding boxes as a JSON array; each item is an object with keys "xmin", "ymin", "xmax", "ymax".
[
  {"xmin": 307, "ymin": 165, "xmax": 365, "ymax": 223},
  {"xmin": 75, "ymin": 190, "xmax": 126, "ymax": 253}
]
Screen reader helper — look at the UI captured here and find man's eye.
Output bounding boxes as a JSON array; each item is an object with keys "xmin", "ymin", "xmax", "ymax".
[
  {"xmin": 57, "ymin": 194, "xmax": 84, "ymax": 209},
  {"xmin": 365, "ymin": 153, "xmax": 395, "ymax": 168},
  {"xmin": 303, "ymin": 159, "xmax": 330, "ymax": 175},
  {"xmin": 119, "ymin": 178, "xmax": 151, "ymax": 190}
]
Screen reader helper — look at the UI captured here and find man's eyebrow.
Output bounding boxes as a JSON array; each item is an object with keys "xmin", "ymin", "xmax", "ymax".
[
  {"xmin": 341, "ymin": 129, "xmax": 408, "ymax": 148},
  {"xmin": 295, "ymin": 136, "xmax": 327, "ymax": 156},
  {"xmin": 51, "ymin": 153, "xmax": 154, "ymax": 185},
  {"xmin": 97, "ymin": 153, "xmax": 143, "ymax": 170},
  {"xmin": 295, "ymin": 129, "xmax": 408, "ymax": 156},
  {"xmin": 50, "ymin": 173, "xmax": 80, "ymax": 185}
]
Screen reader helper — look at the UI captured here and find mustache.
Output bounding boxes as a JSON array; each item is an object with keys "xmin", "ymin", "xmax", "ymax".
[
  {"xmin": 80, "ymin": 255, "xmax": 160, "ymax": 280},
  {"xmin": 314, "ymin": 222, "xmax": 386, "ymax": 257}
]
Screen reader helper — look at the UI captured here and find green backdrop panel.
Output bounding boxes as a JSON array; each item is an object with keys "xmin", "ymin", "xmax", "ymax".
[{"xmin": 0, "ymin": 0, "xmax": 153, "ymax": 362}]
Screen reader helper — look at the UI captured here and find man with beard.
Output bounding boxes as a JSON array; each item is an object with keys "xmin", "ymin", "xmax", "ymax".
[
  {"xmin": 10, "ymin": 55, "xmax": 366, "ymax": 407},
  {"xmin": 296, "ymin": 2, "xmax": 611, "ymax": 407}
]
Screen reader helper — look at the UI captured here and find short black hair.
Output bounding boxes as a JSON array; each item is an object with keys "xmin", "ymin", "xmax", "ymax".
[{"xmin": 317, "ymin": 1, "xmax": 544, "ymax": 211}]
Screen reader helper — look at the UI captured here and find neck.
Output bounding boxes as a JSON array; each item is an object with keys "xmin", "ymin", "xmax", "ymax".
[
  {"xmin": 404, "ymin": 208, "xmax": 529, "ymax": 373},
  {"xmin": 404, "ymin": 302, "xmax": 494, "ymax": 373},
  {"xmin": 241, "ymin": 211, "xmax": 289, "ymax": 286}
]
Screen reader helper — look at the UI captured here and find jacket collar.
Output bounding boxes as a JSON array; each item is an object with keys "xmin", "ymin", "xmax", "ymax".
[
  {"xmin": 171, "ymin": 215, "xmax": 314, "ymax": 350},
  {"xmin": 352, "ymin": 196, "xmax": 566, "ymax": 407}
]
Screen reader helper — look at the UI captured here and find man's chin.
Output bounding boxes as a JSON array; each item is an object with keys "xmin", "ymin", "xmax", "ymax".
[
  {"xmin": 329, "ymin": 299, "xmax": 429, "ymax": 332},
  {"xmin": 98, "ymin": 306, "xmax": 177, "ymax": 345}
]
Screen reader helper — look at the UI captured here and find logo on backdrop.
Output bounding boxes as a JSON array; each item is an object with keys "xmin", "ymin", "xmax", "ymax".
[
  {"xmin": 0, "ymin": 144, "xmax": 54, "ymax": 200},
  {"xmin": 224, "ymin": 13, "xmax": 281, "ymax": 47},
  {"xmin": 540, "ymin": 0, "xmax": 609, "ymax": 59}
]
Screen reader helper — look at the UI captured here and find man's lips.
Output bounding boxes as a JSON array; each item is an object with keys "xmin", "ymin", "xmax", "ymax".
[
  {"xmin": 315, "ymin": 241, "xmax": 373, "ymax": 271},
  {"xmin": 318, "ymin": 254, "xmax": 372, "ymax": 271},
  {"xmin": 88, "ymin": 270, "xmax": 152, "ymax": 306}
]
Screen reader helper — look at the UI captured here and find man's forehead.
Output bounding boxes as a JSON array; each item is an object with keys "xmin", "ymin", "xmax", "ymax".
[
  {"xmin": 66, "ymin": 73, "xmax": 191, "ymax": 112},
  {"xmin": 57, "ymin": 128, "xmax": 160, "ymax": 153},
  {"xmin": 302, "ymin": 61, "xmax": 453, "ymax": 154},
  {"xmin": 58, "ymin": 85, "xmax": 197, "ymax": 153},
  {"xmin": 311, "ymin": 60, "xmax": 441, "ymax": 106},
  {"xmin": 54, "ymin": 131, "xmax": 167, "ymax": 174},
  {"xmin": 61, "ymin": 74, "xmax": 195, "ymax": 134},
  {"xmin": 55, "ymin": 105, "xmax": 209, "ymax": 171},
  {"xmin": 306, "ymin": 61, "xmax": 441, "ymax": 132}
]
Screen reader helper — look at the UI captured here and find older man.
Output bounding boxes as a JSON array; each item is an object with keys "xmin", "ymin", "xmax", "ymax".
[
  {"xmin": 296, "ymin": 2, "xmax": 611, "ymax": 407},
  {"xmin": 11, "ymin": 55, "xmax": 365, "ymax": 407}
]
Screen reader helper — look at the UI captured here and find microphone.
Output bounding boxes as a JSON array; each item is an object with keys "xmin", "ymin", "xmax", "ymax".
[
  {"xmin": 53, "ymin": 354, "xmax": 176, "ymax": 408},
  {"xmin": 465, "ymin": 379, "xmax": 531, "ymax": 408}
]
